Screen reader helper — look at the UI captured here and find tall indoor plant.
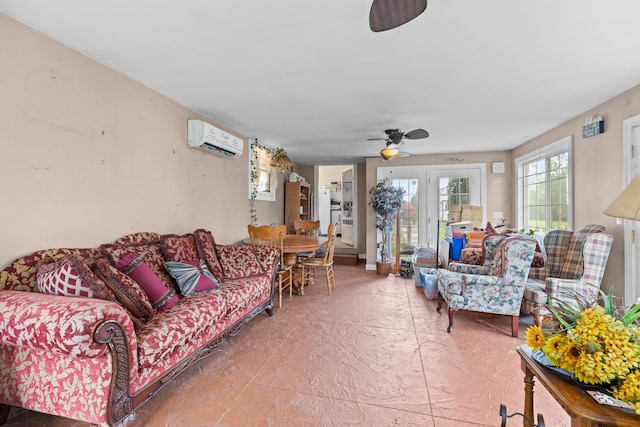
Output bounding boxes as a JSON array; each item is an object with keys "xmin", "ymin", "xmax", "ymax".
[{"xmin": 369, "ymin": 178, "xmax": 404, "ymax": 275}]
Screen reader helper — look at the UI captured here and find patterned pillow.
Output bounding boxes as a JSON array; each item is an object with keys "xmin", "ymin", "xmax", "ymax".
[
  {"xmin": 160, "ymin": 234, "xmax": 199, "ymax": 262},
  {"xmin": 93, "ymin": 258, "xmax": 154, "ymax": 322},
  {"xmin": 164, "ymin": 259, "xmax": 219, "ymax": 296},
  {"xmin": 116, "ymin": 252, "xmax": 179, "ymax": 312},
  {"xmin": 193, "ymin": 229, "xmax": 225, "ymax": 281},
  {"xmin": 36, "ymin": 254, "xmax": 115, "ymax": 301}
]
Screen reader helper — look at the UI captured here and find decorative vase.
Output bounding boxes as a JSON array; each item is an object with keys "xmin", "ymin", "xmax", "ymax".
[{"xmin": 376, "ymin": 261, "xmax": 392, "ymax": 276}]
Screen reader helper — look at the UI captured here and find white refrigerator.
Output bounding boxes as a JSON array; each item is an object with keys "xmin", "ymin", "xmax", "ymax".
[{"xmin": 318, "ymin": 185, "xmax": 331, "ymax": 235}]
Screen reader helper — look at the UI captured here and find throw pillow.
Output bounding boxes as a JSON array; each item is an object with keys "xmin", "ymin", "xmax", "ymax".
[
  {"xmin": 164, "ymin": 259, "xmax": 219, "ymax": 296},
  {"xmin": 193, "ymin": 229, "xmax": 225, "ymax": 281},
  {"xmin": 36, "ymin": 254, "xmax": 115, "ymax": 301},
  {"xmin": 93, "ymin": 258, "xmax": 154, "ymax": 322},
  {"xmin": 116, "ymin": 252, "xmax": 179, "ymax": 312}
]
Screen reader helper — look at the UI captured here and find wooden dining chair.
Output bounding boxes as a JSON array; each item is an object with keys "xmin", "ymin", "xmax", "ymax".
[
  {"xmin": 293, "ymin": 219, "xmax": 321, "ymax": 262},
  {"xmin": 247, "ymin": 224, "xmax": 293, "ymax": 308},
  {"xmin": 300, "ymin": 223, "xmax": 338, "ymax": 295}
]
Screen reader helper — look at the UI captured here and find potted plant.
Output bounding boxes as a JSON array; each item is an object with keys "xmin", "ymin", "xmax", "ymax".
[{"xmin": 369, "ymin": 178, "xmax": 404, "ymax": 275}]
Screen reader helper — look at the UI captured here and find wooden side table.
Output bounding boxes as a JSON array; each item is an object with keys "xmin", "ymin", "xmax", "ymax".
[{"xmin": 517, "ymin": 345, "xmax": 640, "ymax": 427}]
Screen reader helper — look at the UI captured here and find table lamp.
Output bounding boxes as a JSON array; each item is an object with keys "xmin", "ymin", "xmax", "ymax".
[{"xmin": 603, "ymin": 171, "xmax": 640, "ymax": 220}]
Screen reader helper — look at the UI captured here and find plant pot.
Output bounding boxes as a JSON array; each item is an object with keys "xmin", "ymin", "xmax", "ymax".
[{"xmin": 376, "ymin": 261, "xmax": 392, "ymax": 276}]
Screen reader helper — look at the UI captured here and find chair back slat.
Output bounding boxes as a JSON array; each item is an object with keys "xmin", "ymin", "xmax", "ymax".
[{"xmin": 293, "ymin": 220, "xmax": 320, "ymax": 236}]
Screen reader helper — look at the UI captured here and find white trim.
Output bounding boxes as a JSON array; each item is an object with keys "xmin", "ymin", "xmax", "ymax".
[
  {"xmin": 514, "ymin": 135, "xmax": 573, "ymax": 231},
  {"xmin": 622, "ymin": 114, "xmax": 640, "ymax": 304}
]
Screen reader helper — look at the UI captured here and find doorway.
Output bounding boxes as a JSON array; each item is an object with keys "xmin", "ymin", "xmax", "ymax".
[
  {"xmin": 316, "ymin": 165, "xmax": 357, "ymax": 250},
  {"xmin": 378, "ymin": 164, "xmax": 485, "ymax": 251}
]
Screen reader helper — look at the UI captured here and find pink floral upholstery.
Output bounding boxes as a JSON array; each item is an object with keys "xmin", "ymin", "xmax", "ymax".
[
  {"xmin": 0, "ymin": 229, "xmax": 277, "ymax": 426},
  {"xmin": 219, "ymin": 276, "xmax": 271, "ymax": 316},
  {"xmin": 160, "ymin": 234, "xmax": 199, "ymax": 262},
  {"xmin": 194, "ymin": 228, "xmax": 225, "ymax": 282},
  {"xmin": 216, "ymin": 244, "xmax": 267, "ymax": 279},
  {"xmin": 136, "ymin": 292, "xmax": 227, "ymax": 368},
  {"xmin": 0, "ymin": 248, "xmax": 100, "ymax": 292}
]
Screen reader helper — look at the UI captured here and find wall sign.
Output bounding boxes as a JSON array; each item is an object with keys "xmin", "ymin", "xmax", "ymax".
[{"xmin": 582, "ymin": 118, "xmax": 605, "ymax": 138}]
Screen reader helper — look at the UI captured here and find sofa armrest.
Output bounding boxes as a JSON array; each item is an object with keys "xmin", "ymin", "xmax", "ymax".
[
  {"xmin": 447, "ymin": 262, "xmax": 490, "ymax": 275},
  {"xmin": 0, "ymin": 290, "xmax": 137, "ymax": 363},
  {"xmin": 216, "ymin": 244, "xmax": 278, "ymax": 280}
]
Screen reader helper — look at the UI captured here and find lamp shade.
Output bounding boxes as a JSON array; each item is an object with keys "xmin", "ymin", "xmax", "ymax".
[
  {"xmin": 270, "ymin": 151, "xmax": 295, "ymax": 171},
  {"xmin": 603, "ymin": 171, "xmax": 640, "ymax": 221}
]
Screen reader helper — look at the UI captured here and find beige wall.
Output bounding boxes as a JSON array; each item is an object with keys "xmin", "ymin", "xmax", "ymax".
[
  {"xmin": 0, "ymin": 14, "xmax": 282, "ymax": 268},
  {"xmin": 513, "ymin": 84, "xmax": 640, "ymax": 299}
]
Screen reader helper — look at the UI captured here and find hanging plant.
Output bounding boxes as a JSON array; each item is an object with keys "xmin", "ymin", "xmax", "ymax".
[{"xmin": 249, "ymin": 138, "xmax": 284, "ymax": 225}]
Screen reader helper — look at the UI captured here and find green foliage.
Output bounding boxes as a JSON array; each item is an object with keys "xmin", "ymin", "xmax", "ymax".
[{"xmin": 369, "ymin": 178, "xmax": 404, "ymax": 262}]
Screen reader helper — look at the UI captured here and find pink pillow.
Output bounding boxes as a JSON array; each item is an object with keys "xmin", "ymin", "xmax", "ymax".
[
  {"xmin": 116, "ymin": 252, "xmax": 178, "ymax": 312},
  {"xmin": 93, "ymin": 258, "xmax": 154, "ymax": 322}
]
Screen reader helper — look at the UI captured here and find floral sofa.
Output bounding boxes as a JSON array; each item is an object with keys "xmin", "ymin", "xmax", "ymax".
[{"xmin": 0, "ymin": 230, "xmax": 277, "ymax": 426}]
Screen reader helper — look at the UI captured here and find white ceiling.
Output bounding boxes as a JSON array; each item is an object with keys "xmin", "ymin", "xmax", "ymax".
[{"xmin": 3, "ymin": 0, "xmax": 640, "ymax": 165}]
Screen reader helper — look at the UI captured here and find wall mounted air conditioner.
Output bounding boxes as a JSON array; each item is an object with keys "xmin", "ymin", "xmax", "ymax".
[{"xmin": 187, "ymin": 119, "xmax": 243, "ymax": 159}]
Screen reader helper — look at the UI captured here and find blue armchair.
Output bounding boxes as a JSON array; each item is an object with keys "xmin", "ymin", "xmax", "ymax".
[{"xmin": 436, "ymin": 236, "xmax": 537, "ymax": 337}]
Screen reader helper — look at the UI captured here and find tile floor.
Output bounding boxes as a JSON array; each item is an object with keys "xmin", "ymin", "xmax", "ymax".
[{"xmin": 5, "ymin": 264, "xmax": 572, "ymax": 426}]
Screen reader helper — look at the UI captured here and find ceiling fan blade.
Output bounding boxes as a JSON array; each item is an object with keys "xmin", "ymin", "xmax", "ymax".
[
  {"xmin": 404, "ymin": 128, "xmax": 429, "ymax": 139},
  {"xmin": 367, "ymin": 137, "xmax": 388, "ymax": 141},
  {"xmin": 369, "ymin": 0, "xmax": 428, "ymax": 32}
]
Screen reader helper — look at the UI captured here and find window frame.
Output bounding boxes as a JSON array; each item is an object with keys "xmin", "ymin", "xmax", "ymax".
[
  {"xmin": 515, "ymin": 136, "xmax": 573, "ymax": 233},
  {"xmin": 248, "ymin": 140, "xmax": 278, "ymax": 202}
]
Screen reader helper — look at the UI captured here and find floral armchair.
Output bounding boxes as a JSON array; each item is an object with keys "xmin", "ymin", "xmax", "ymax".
[
  {"xmin": 447, "ymin": 234, "xmax": 510, "ymax": 275},
  {"xmin": 436, "ymin": 236, "xmax": 537, "ymax": 337},
  {"xmin": 521, "ymin": 224, "xmax": 613, "ymax": 325}
]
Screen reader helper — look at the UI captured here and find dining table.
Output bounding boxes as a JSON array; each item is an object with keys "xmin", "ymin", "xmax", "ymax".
[{"xmin": 244, "ymin": 234, "xmax": 328, "ymax": 295}]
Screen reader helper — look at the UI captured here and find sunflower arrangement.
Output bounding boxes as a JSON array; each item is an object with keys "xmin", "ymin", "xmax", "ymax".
[{"xmin": 525, "ymin": 288, "xmax": 640, "ymax": 414}]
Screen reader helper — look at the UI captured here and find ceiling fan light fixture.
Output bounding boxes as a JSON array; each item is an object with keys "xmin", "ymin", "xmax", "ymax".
[{"xmin": 380, "ymin": 147, "xmax": 400, "ymax": 160}]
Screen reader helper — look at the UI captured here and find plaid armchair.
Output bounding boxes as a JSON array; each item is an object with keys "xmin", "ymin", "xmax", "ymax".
[
  {"xmin": 522, "ymin": 224, "xmax": 613, "ymax": 324},
  {"xmin": 436, "ymin": 236, "xmax": 537, "ymax": 337}
]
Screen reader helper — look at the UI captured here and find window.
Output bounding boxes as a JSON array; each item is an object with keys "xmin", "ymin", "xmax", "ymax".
[
  {"xmin": 516, "ymin": 136, "xmax": 572, "ymax": 233},
  {"xmin": 248, "ymin": 140, "xmax": 277, "ymax": 202},
  {"xmin": 390, "ymin": 178, "xmax": 419, "ymax": 253}
]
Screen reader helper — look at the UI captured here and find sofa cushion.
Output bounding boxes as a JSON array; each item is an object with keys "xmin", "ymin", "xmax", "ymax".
[
  {"xmin": 113, "ymin": 232, "xmax": 162, "ymax": 245},
  {"xmin": 160, "ymin": 234, "xmax": 199, "ymax": 262},
  {"xmin": 93, "ymin": 258, "xmax": 154, "ymax": 322},
  {"xmin": 216, "ymin": 245, "xmax": 265, "ymax": 280},
  {"xmin": 36, "ymin": 255, "xmax": 114, "ymax": 301},
  {"xmin": 164, "ymin": 259, "xmax": 219, "ymax": 296},
  {"xmin": 116, "ymin": 252, "xmax": 179, "ymax": 312},
  {"xmin": 193, "ymin": 229, "xmax": 225, "ymax": 282},
  {"xmin": 135, "ymin": 291, "xmax": 228, "ymax": 369},
  {"xmin": 219, "ymin": 276, "xmax": 271, "ymax": 316}
]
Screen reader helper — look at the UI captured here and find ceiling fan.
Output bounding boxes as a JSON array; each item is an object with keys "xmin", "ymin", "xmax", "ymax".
[
  {"xmin": 369, "ymin": 0, "xmax": 428, "ymax": 32},
  {"xmin": 367, "ymin": 128, "xmax": 430, "ymax": 160}
]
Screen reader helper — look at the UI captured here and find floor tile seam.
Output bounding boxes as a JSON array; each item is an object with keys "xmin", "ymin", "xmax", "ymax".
[
  {"xmin": 403, "ymin": 279, "xmax": 437, "ymax": 425},
  {"xmin": 249, "ymin": 383, "xmax": 435, "ymax": 418},
  {"xmin": 211, "ymin": 322, "xmax": 300, "ymax": 427}
]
